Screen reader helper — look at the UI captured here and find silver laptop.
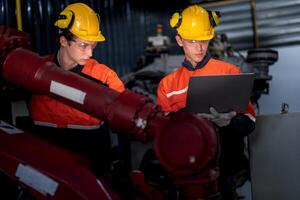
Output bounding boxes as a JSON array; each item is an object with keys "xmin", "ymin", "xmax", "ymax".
[{"xmin": 185, "ymin": 73, "xmax": 255, "ymax": 113}]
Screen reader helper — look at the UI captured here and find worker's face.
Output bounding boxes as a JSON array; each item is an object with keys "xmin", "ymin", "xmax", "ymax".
[
  {"xmin": 62, "ymin": 36, "xmax": 97, "ymax": 66},
  {"xmin": 176, "ymin": 35, "xmax": 209, "ymax": 67}
]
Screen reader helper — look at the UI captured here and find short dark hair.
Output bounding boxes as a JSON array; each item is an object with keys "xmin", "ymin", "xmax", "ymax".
[{"xmin": 57, "ymin": 29, "xmax": 74, "ymax": 41}]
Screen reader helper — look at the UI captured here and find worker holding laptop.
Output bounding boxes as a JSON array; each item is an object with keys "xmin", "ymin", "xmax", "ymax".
[{"xmin": 157, "ymin": 4, "xmax": 256, "ymax": 200}]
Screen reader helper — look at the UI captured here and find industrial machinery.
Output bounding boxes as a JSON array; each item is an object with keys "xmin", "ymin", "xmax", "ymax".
[
  {"xmin": 124, "ymin": 32, "xmax": 278, "ymax": 114},
  {"xmin": 122, "ymin": 31, "xmax": 278, "ymax": 198},
  {"xmin": 0, "ymin": 26, "xmax": 220, "ymax": 199}
]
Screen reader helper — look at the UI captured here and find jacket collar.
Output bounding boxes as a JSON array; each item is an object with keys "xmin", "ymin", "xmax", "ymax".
[
  {"xmin": 54, "ymin": 51, "xmax": 84, "ymax": 73},
  {"xmin": 53, "ymin": 52, "xmax": 107, "ymax": 86},
  {"xmin": 182, "ymin": 54, "xmax": 211, "ymax": 71}
]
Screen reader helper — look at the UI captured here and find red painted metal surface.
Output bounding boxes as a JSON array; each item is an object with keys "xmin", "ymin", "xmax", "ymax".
[
  {"xmin": 0, "ymin": 26, "xmax": 220, "ymax": 199},
  {"xmin": 2, "ymin": 48, "xmax": 167, "ymax": 141},
  {"xmin": 0, "ymin": 26, "xmax": 31, "ymax": 66},
  {"xmin": 0, "ymin": 124, "xmax": 119, "ymax": 200},
  {"xmin": 129, "ymin": 171, "xmax": 167, "ymax": 200},
  {"xmin": 154, "ymin": 112, "xmax": 219, "ymax": 199}
]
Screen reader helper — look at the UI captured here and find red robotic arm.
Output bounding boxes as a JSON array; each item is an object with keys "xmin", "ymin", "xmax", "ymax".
[{"xmin": 0, "ymin": 27, "xmax": 219, "ymax": 199}]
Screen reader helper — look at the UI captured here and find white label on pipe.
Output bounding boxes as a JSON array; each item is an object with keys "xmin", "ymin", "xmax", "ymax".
[
  {"xmin": 15, "ymin": 164, "xmax": 59, "ymax": 196},
  {"xmin": 50, "ymin": 80, "xmax": 86, "ymax": 104}
]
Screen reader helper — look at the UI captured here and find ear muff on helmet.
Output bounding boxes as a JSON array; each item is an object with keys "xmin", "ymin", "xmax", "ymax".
[
  {"xmin": 55, "ymin": 10, "xmax": 75, "ymax": 30},
  {"xmin": 170, "ymin": 12, "xmax": 182, "ymax": 29},
  {"xmin": 170, "ymin": 7, "xmax": 221, "ymax": 29},
  {"xmin": 54, "ymin": 3, "xmax": 105, "ymax": 41},
  {"xmin": 208, "ymin": 10, "xmax": 221, "ymax": 27}
]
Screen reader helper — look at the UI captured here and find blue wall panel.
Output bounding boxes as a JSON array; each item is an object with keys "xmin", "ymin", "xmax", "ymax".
[{"xmin": 0, "ymin": 0, "xmax": 187, "ymax": 76}]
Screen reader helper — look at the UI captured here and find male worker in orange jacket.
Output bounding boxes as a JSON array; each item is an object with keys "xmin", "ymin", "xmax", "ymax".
[
  {"xmin": 28, "ymin": 3, "xmax": 124, "ymax": 175},
  {"xmin": 157, "ymin": 5, "xmax": 256, "ymax": 200}
]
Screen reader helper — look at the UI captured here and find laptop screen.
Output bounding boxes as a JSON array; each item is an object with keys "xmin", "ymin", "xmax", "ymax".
[{"xmin": 185, "ymin": 73, "xmax": 255, "ymax": 114}]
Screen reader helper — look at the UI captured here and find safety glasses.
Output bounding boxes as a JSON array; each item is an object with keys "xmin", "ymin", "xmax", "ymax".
[
  {"xmin": 70, "ymin": 39, "xmax": 97, "ymax": 52},
  {"xmin": 181, "ymin": 38, "xmax": 209, "ymax": 47}
]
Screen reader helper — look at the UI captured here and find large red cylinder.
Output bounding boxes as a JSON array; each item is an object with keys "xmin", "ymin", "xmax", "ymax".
[
  {"xmin": 3, "ymin": 48, "xmax": 118, "ymax": 120},
  {"xmin": 2, "ymin": 48, "xmax": 165, "ymax": 139},
  {"xmin": 2, "ymin": 47, "xmax": 219, "ymax": 199}
]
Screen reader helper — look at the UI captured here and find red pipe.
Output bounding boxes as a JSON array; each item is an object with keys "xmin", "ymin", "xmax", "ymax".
[
  {"xmin": 0, "ymin": 126, "xmax": 119, "ymax": 200},
  {"xmin": 2, "ymin": 48, "xmax": 166, "ymax": 140},
  {"xmin": 2, "ymin": 47, "xmax": 219, "ymax": 199}
]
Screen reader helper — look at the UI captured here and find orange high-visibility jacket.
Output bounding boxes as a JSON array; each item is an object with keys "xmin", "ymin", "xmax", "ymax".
[
  {"xmin": 29, "ymin": 58, "xmax": 125, "ymax": 129},
  {"xmin": 157, "ymin": 58, "xmax": 256, "ymax": 118}
]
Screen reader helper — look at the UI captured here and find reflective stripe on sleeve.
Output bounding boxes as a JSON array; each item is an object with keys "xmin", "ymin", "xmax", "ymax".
[
  {"xmin": 33, "ymin": 120, "xmax": 102, "ymax": 130},
  {"xmin": 245, "ymin": 113, "xmax": 256, "ymax": 122},
  {"xmin": 166, "ymin": 87, "xmax": 188, "ymax": 98},
  {"xmin": 67, "ymin": 124, "xmax": 101, "ymax": 130},
  {"xmin": 34, "ymin": 121, "xmax": 57, "ymax": 128}
]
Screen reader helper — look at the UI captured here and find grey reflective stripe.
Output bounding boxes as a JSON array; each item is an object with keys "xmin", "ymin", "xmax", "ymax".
[
  {"xmin": 34, "ymin": 121, "xmax": 57, "ymax": 128},
  {"xmin": 166, "ymin": 87, "xmax": 188, "ymax": 98},
  {"xmin": 245, "ymin": 113, "xmax": 256, "ymax": 122},
  {"xmin": 67, "ymin": 124, "xmax": 100, "ymax": 130},
  {"xmin": 34, "ymin": 121, "xmax": 102, "ymax": 130}
]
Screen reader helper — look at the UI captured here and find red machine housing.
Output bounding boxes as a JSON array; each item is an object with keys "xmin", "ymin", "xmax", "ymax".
[
  {"xmin": 0, "ymin": 123, "xmax": 119, "ymax": 200},
  {"xmin": 0, "ymin": 26, "xmax": 219, "ymax": 199}
]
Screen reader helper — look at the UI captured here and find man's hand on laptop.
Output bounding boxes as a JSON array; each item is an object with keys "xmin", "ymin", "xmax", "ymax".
[{"xmin": 197, "ymin": 107, "xmax": 237, "ymax": 127}]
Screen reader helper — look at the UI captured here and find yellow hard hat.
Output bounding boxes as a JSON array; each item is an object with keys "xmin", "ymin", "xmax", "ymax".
[
  {"xmin": 54, "ymin": 3, "xmax": 105, "ymax": 42},
  {"xmin": 170, "ymin": 5, "xmax": 220, "ymax": 41}
]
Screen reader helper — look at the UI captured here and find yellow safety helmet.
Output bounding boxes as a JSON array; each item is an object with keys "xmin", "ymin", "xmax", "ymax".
[
  {"xmin": 170, "ymin": 5, "xmax": 220, "ymax": 41},
  {"xmin": 54, "ymin": 3, "xmax": 105, "ymax": 42}
]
